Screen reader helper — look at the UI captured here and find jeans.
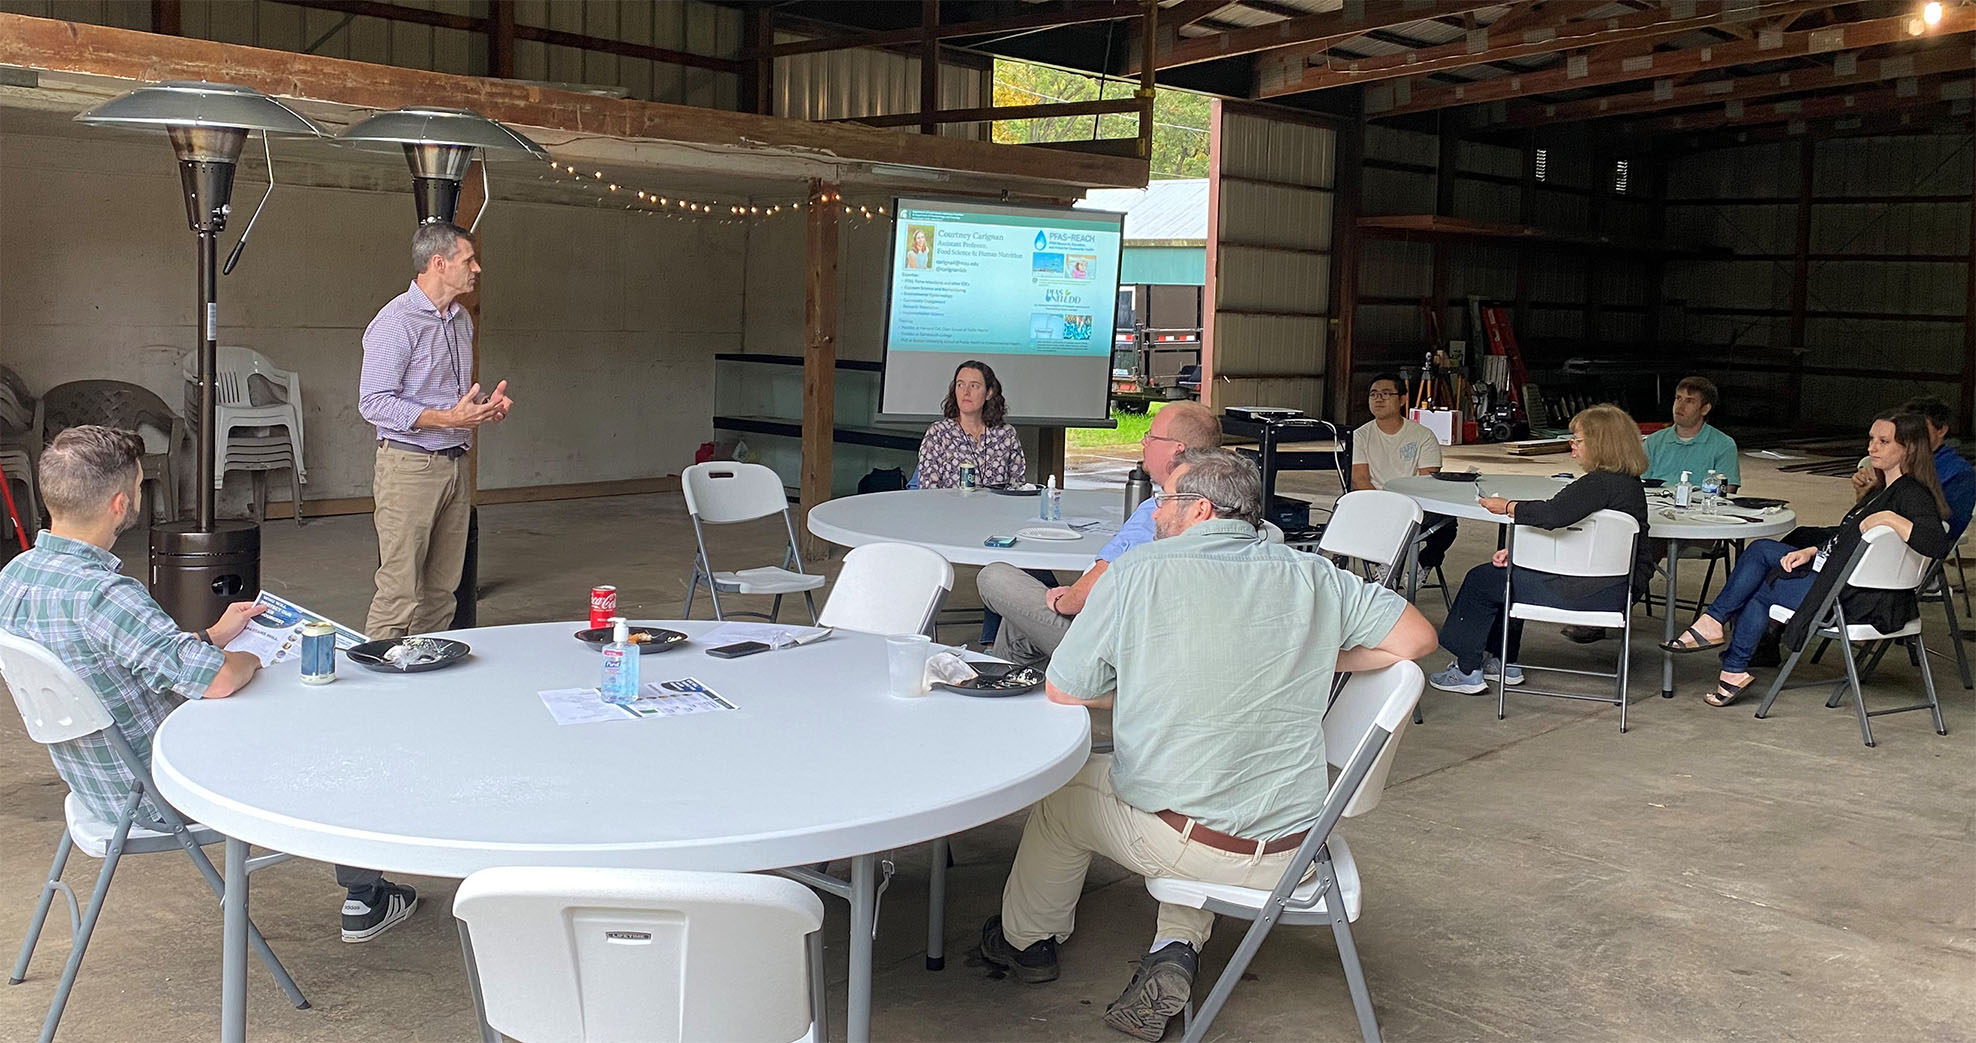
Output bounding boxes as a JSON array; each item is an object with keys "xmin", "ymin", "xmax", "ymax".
[
  {"xmin": 980, "ymin": 569, "xmax": 1056, "ymax": 645},
  {"xmin": 1703, "ymin": 538, "xmax": 1817, "ymax": 673},
  {"xmin": 1440, "ymin": 563, "xmax": 1629, "ymax": 673},
  {"xmin": 335, "ymin": 865, "xmax": 383, "ymax": 898}
]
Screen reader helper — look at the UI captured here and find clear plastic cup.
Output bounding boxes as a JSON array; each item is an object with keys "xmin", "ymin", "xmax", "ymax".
[{"xmin": 885, "ymin": 634, "xmax": 934, "ymax": 698}]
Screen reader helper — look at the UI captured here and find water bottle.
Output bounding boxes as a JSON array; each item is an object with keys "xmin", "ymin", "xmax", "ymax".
[
  {"xmin": 601, "ymin": 616, "xmax": 639, "ymax": 705},
  {"xmin": 1123, "ymin": 465, "xmax": 1153, "ymax": 515},
  {"xmin": 1674, "ymin": 470, "xmax": 1693, "ymax": 508},
  {"xmin": 1701, "ymin": 470, "xmax": 1723, "ymax": 511}
]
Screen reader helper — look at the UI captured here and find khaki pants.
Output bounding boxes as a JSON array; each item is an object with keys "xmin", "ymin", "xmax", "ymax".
[
  {"xmin": 366, "ymin": 445, "xmax": 472, "ymax": 639},
  {"xmin": 1001, "ymin": 755, "xmax": 1300, "ymax": 951}
]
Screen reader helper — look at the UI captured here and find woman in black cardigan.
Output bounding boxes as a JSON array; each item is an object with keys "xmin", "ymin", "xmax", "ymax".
[
  {"xmin": 1430, "ymin": 404, "xmax": 1652, "ymax": 694},
  {"xmin": 1664, "ymin": 411, "xmax": 1951, "ymax": 706}
]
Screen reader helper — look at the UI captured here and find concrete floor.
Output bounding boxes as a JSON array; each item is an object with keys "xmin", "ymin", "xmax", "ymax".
[{"xmin": 3, "ymin": 449, "xmax": 1973, "ymax": 1042}]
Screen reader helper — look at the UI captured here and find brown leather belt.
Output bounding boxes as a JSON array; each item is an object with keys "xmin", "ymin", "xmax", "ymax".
[{"xmin": 1156, "ymin": 810, "xmax": 1306, "ymax": 855}]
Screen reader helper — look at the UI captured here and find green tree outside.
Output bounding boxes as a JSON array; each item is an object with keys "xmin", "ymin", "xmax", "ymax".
[{"xmin": 991, "ymin": 57, "xmax": 1210, "ymax": 180}]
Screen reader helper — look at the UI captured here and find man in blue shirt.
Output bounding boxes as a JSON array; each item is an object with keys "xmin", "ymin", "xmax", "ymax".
[
  {"xmin": 1641, "ymin": 376, "xmax": 1739, "ymax": 492},
  {"xmin": 1903, "ymin": 396, "xmax": 1974, "ymax": 540},
  {"xmin": 978, "ymin": 400, "xmax": 1222, "ymax": 664}
]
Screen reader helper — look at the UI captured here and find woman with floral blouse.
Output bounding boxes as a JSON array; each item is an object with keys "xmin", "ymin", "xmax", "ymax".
[{"xmin": 916, "ymin": 360, "xmax": 1028, "ymax": 489}]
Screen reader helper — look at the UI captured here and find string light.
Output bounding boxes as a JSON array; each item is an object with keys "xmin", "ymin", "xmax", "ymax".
[{"xmin": 539, "ymin": 159, "xmax": 895, "ymax": 227}]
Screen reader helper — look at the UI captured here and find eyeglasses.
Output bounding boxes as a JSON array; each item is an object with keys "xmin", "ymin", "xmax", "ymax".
[
  {"xmin": 1367, "ymin": 390, "xmax": 1401, "ymax": 400},
  {"xmin": 1151, "ymin": 491, "xmax": 1215, "ymax": 509},
  {"xmin": 1142, "ymin": 432, "xmax": 1183, "ymax": 446}
]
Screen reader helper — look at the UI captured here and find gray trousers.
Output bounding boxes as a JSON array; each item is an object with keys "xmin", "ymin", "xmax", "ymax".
[{"xmin": 977, "ymin": 562, "xmax": 1073, "ymax": 664}]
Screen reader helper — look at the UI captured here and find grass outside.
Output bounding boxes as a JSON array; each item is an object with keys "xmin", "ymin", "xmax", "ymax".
[{"xmin": 1068, "ymin": 403, "xmax": 1162, "ymax": 449}]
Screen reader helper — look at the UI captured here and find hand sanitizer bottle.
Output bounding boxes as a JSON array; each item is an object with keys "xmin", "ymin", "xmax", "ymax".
[
  {"xmin": 1674, "ymin": 470, "xmax": 1693, "ymax": 508},
  {"xmin": 601, "ymin": 616, "xmax": 639, "ymax": 705},
  {"xmin": 1040, "ymin": 475, "xmax": 1058, "ymax": 521}
]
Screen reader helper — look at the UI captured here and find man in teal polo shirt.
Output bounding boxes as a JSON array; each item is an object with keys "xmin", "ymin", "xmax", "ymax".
[
  {"xmin": 1642, "ymin": 376, "xmax": 1739, "ymax": 492},
  {"xmin": 975, "ymin": 448, "xmax": 1437, "ymax": 1041}
]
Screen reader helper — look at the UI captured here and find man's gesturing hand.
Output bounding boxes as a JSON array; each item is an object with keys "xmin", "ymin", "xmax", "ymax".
[{"xmin": 446, "ymin": 382, "xmax": 509, "ymax": 429}]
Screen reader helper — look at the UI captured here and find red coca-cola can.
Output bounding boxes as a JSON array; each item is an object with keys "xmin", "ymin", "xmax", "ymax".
[{"xmin": 589, "ymin": 585, "xmax": 618, "ymax": 629}]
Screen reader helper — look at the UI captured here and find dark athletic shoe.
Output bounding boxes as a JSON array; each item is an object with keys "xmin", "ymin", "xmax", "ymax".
[
  {"xmin": 1561, "ymin": 625, "xmax": 1608, "ymax": 643},
  {"xmin": 976, "ymin": 915, "xmax": 1059, "ymax": 983},
  {"xmin": 341, "ymin": 881, "xmax": 418, "ymax": 943},
  {"xmin": 1103, "ymin": 941, "xmax": 1198, "ymax": 1041}
]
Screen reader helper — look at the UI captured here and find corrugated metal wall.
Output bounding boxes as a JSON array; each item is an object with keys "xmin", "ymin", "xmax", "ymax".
[
  {"xmin": 773, "ymin": 33, "xmax": 987, "ymax": 139},
  {"xmin": 1205, "ymin": 104, "xmax": 1337, "ymax": 412},
  {"xmin": 1354, "ymin": 123, "xmax": 1657, "ymax": 422},
  {"xmin": 1663, "ymin": 132, "xmax": 1974, "ymax": 429}
]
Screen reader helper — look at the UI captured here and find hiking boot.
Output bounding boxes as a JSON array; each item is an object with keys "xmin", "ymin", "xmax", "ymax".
[
  {"xmin": 977, "ymin": 915, "xmax": 1059, "ymax": 983},
  {"xmin": 341, "ymin": 881, "xmax": 418, "ymax": 943},
  {"xmin": 1103, "ymin": 941, "xmax": 1198, "ymax": 1041}
]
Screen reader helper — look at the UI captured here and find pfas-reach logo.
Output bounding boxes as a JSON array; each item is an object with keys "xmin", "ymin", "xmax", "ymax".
[{"xmin": 1034, "ymin": 231, "xmax": 1049, "ymax": 250}]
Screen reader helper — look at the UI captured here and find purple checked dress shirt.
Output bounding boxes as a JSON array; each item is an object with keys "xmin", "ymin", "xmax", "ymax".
[{"xmin": 358, "ymin": 282, "xmax": 475, "ymax": 451}]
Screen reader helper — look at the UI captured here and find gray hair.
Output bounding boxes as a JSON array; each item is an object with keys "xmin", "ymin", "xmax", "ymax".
[
  {"xmin": 1171, "ymin": 447, "xmax": 1263, "ymax": 527},
  {"xmin": 412, "ymin": 222, "xmax": 470, "ymax": 274},
  {"xmin": 39, "ymin": 425, "xmax": 144, "ymax": 518}
]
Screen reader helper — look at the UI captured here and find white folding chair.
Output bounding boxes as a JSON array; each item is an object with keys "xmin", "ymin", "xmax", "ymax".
[
  {"xmin": 0, "ymin": 628, "xmax": 306, "ymax": 1043},
  {"xmin": 453, "ymin": 865, "xmax": 825, "ymax": 1043},
  {"xmin": 681, "ymin": 462, "xmax": 825, "ymax": 623},
  {"xmin": 182, "ymin": 346, "xmax": 308, "ymax": 489},
  {"xmin": 1321, "ymin": 491, "xmax": 1423, "ymax": 592},
  {"xmin": 1499, "ymin": 509, "xmax": 1641, "ymax": 733},
  {"xmin": 1143, "ymin": 660, "xmax": 1423, "ymax": 1043},
  {"xmin": 817, "ymin": 542, "xmax": 954, "ymax": 637},
  {"xmin": 1754, "ymin": 526, "xmax": 1947, "ymax": 747}
]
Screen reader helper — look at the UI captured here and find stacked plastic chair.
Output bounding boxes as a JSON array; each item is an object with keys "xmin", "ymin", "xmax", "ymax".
[{"xmin": 181, "ymin": 347, "xmax": 307, "ymax": 525}]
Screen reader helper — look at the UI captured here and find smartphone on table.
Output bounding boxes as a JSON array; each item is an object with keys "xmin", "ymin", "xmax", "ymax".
[
  {"xmin": 983, "ymin": 535, "xmax": 1018, "ymax": 548},
  {"xmin": 707, "ymin": 641, "xmax": 772, "ymax": 659}
]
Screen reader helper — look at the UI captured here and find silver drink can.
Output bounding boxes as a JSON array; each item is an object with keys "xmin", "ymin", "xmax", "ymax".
[
  {"xmin": 300, "ymin": 621, "xmax": 337, "ymax": 685},
  {"xmin": 959, "ymin": 461, "xmax": 977, "ymax": 491}
]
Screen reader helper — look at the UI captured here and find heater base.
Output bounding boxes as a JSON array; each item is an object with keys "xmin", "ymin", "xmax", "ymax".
[{"xmin": 150, "ymin": 521, "xmax": 261, "ymax": 632}]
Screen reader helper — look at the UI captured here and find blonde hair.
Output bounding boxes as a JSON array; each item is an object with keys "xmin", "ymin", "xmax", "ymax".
[{"xmin": 1572, "ymin": 404, "xmax": 1648, "ymax": 476}]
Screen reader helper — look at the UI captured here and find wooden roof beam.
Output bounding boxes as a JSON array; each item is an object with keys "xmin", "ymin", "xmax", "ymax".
[
  {"xmin": 1256, "ymin": 0, "xmax": 1846, "ymax": 100},
  {"xmin": 0, "ymin": 13, "xmax": 1150, "ymax": 190},
  {"xmin": 752, "ymin": 3, "xmax": 1141, "ymax": 61},
  {"xmin": 1647, "ymin": 102, "xmax": 1970, "ymax": 151},
  {"xmin": 1368, "ymin": 5, "xmax": 1976, "ymax": 117},
  {"xmin": 1131, "ymin": 0, "xmax": 1500, "ymax": 73},
  {"xmin": 1159, "ymin": 0, "xmax": 1237, "ymax": 31},
  {"xmin": 264, "ymin": 0, "xmax": 739, "ymax": 72},
  {"xmin": 1638, "ymin": 74, "xmax": 1973, "ymax": 130},
  {"xmin": 1499, "ymin": 40, "xmax": 1976, "ymax": 125}
]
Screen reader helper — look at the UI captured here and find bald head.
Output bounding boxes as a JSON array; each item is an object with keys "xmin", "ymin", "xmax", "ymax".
[{"xmin": 1157, "ymin": 400, "xmax": 1221, "ymax": 449}]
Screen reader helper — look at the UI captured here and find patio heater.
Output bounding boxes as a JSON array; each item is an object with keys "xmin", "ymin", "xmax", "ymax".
[
  {"xmin": 336, "ymin": 108, "xmax": 548, "ymax": 628},
  {"xmin": 75, "ymin": 82, "xmax": 326, "ymax": 630}
]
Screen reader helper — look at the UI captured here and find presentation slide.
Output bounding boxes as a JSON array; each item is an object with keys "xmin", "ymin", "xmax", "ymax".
[{"xmin": 879, "ymin": 196, "xmax": 1124, "ymax": 426}]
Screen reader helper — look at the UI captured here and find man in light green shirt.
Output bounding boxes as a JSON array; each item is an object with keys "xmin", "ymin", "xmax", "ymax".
[
  {"xmin": 976, "ymin": 448, "xmax": 1436, "ymax": 1042},
  {"xmin": 1641, "ymin": 375, "xmax": 1739, "ymax": 491}
]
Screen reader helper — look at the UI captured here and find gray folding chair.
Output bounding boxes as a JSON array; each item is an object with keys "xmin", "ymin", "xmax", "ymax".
[
  {"xmin": 1143, "ymin": 660, "xmax": 1423, "ymax": 1043},
  {"xmin": 679, "ymin": 462, "xmax": 823, "ymax": 623},
  {"xmin": 0, "ymin": 628, "xmax": 308, "ymax": 1042},
  {"xmin": 1754, "ymin": 526, "xmax": 1947, "ymax": 747},
  {"xmin": 1914, "ymin": 561, "xmax": 1973, "ymax": 691},
  {"xmin": 1499, "ymin": 510, "xmax": 1642, "ymax": 733}
]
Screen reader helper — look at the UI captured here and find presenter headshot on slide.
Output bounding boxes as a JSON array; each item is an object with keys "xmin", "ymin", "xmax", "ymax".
[
  {"xmin": 916, "ymin": 359, "xmax": 1026, "ymax": 489},
  {"xmin": 905, "ymin": 225, "xmax": 934, "ymax": 270}
]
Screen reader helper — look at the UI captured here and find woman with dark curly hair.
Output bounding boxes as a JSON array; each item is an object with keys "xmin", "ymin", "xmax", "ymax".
[{"xmin": 915, "ymin": 359, "xmax": 1028, "ymax": 489}]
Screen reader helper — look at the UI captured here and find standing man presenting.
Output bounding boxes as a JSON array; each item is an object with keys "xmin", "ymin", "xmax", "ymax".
[{"xmin": 359, "ymin": 222, "xmax": 512, "ymax": 639}]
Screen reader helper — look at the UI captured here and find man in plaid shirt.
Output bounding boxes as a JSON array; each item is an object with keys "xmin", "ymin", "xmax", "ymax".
[{"xmin": 0, "ymin": 426, "xmax": 418, "ymax": 943}]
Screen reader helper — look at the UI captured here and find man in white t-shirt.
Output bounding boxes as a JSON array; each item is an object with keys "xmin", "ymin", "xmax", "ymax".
[{"xmin": 1351, "ymin": 373, "xmax": 1456, "ymax": 568}]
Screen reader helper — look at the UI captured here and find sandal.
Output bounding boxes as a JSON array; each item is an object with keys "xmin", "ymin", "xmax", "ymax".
[
  {"xmin": 1661, "ymin": 625, "xmax": 1726, "ymax": 654},
  {"xmin": 1703, "ymin": 678, "xmax": 1751, "ymax": 707}
]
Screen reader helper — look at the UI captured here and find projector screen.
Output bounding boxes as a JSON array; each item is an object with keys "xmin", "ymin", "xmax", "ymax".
[{"xmin": 878, "ymin": 196, "xmax": 1125, "ymax": 426}]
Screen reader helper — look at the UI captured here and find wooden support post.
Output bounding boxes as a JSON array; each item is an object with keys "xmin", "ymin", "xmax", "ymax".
[
  {"xmin": 920, "ymin": 0, "xmax": 940, "ymax": 135},
  {"xmin": 1137, "ymin": 0, "xmax": 1158, "ymax": 161},
  {"xmin": 1036, "ymin": 427, "xmax": 1068, "ymax": 491},
  {"xmin": 488, "ymin": 0, "xmax": 514, "ymax": 78},
  {"xmin": 1202, "ymin": 100, "xmax": 1224, "ymax": 412},
  {"xmin": 1430, "ymin": 121, "xmax": 1457, "ymax": 358},
  {"xmin": 742, "ymin": 5, "xmax": 773, "ymax": 115},
  {"xmin": 800, "ymin": 180, "xmax": 840, "ymax": 561},
  {"xmin": 1328, "ymin": 112, "xmax": 1365, "ymax": 424},
  {"xmin": 152, "ymin": 0, "xmax": 180, "ymax": 35},
  {"xmin": 1788, "ymin": 136, "xmax": 1814, "ymax": 430},
  {"xmin": 1964, "ymin": 141, "xmax": 1976, "ymax": 435}
]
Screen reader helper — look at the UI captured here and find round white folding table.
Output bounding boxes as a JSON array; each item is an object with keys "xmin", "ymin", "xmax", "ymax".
[
  {"xmin": 152, "ymin": 621, "xmax": 1090, "ymax": 1043},
  {"xmin": 806, "ymin": 487, "xmax": 1128, "ymax": 571},
  {"xmin": 1383, "ymin": 474, "xmax": 1798, "ymax": 700}
]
